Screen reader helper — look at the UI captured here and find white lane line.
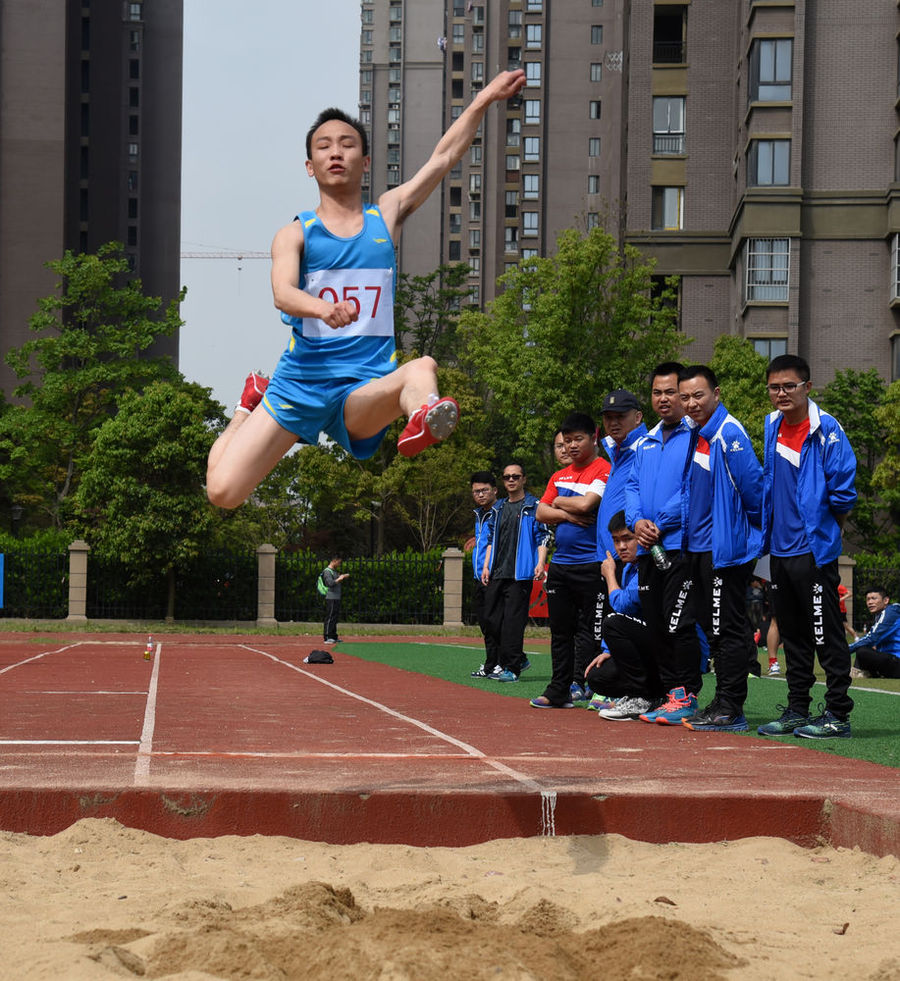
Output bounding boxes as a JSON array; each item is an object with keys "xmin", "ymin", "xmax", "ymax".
[
  {"xmin": 0, "ymin": 740, "xmax": 138, "ymax": 746},
  {"xmin": 133, "ymin": 640, "xmax": 162, "ymax": 786},
  {"xmin": 240, "ymin": 644, "xmax": 545, "ymax": 794},
  {"xmin": 26, "ymin": 691, "xmax": 148, "ymax": 695},
  {"xmin": 0, "ymin": 643, "xmax": 83, "ymax": 675}
]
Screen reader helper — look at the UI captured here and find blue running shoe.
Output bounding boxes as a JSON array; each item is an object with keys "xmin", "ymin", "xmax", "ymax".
[
  {"xmin": 757, "ymin": 707, "xmax": 809, "ymax": 736},
  {"xmin": 520, "ymin": 658, "xmax": 531, "ymax": 673},
  {"xmin": 639, "ymin": 687, "xmax": 697, "ymax": 725},
  {"xmin": 569, "ymin": 683, "xmax": 587, "ymax": 702},
  {"xmin": 495, "ymin": 669, "xmax": 518, "ymax": 682},
  {"xmin": 794, "ymin": 710, "xmax": 851, "ymax": 740},
  {"xmin": 682, "ymin": 706, "xmax": 749, "ymax": 732}
]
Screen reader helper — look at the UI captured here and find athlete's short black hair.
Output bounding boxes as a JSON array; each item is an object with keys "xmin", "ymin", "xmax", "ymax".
[
  {"xmin": 559, "ymin": 412, "xmax": 597, "ymax": 437},
  {"xmin": 306, "ymin": 108, "xmax": 369, "ymax": 159},
  {"xmin": 607, "ymin": 510, "xmax": 629, "ymax": 534},
  {"xmin": 766, "ymin": 354, "xmax": 810, "ymax": 382},
  {"xmin": 470, "ymin": 471, "xmax": 496, "ymax": 487},
  {"xmin": 678, "ymin": 364, "xmax": 719, "ymax": 390},
  {"xmin": 651, "ymin": 362, "xmax": 684, "ymax": 384}
]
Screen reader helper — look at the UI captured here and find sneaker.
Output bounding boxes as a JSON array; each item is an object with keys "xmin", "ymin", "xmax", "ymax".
[
  {"xmin": 587, "ymin": 693, "xmax": 616, "ymax": 712},
  {"xmin": 530, "ymin": 696, "xmax": 574, "ymax": 709},
  {"xmin": 495, "ymin": 669, "xmax": 518, "ymax": 683},
  {"xmin": 767, "ymin": 660, "xmax": 782, "ymax": 676},
  {"xmin": 794, "ymin": 710, "xmax": 852, "ymax": 740},
  {"xmin": 323, "ymin": 638, "xmax": 337, "ymax": 645},
  {"xmin": 757, "ymin": 707, "xmax": 809, "ymax": 736},
  {"xmin": 849, "ymin": 666, "xmax": 871, "ymax": 679},
  {"xmin": 520, "ymin": 658, "xmax": 531, "ymax": 673},
  {"xmin": 682, "ymin": 704, "xmax": 749, "ymax": 732},
  {"xmin": 598, "ymin": 695, "xmax": 654, "ymax": 721},
  {"xmin": 569, "ymin": 683, "xmax": 588, "ymax": 702},
  {"xmin": 639, "ymin": 686, "xmax": 698, "ymax": 725},
  {"xmin": 236, "ymin": 371, "xmax": 269, "ymax": 413},
  {"xmin": 490, "ymin": 665, "xmax": 503, "ymax": 679},
  {"xmin": 470, "ymin": 664, "xmax": 488, "ymax": 678},
  {"xmin": 397, "ymin": 397, "xmax": 459, "ymax": 457}
]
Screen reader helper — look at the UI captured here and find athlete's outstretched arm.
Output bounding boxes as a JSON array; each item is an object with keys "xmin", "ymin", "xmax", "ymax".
[{"xmin": 378, "ymin": 69, "xmax": 526, "ymax": 234}]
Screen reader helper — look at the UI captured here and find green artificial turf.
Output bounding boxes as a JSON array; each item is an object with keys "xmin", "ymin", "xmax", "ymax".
[{"xmin": 339, "ymin": 639, "xmax": 900, "ymax": 769}]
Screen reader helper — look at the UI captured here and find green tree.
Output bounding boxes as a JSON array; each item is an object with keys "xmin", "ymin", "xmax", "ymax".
[
  {"xmin": 708, "ymin": 336, "xmax": 769, "ymax": 453},
  {"xmin": 870, "ymin": 379, "xmax": 900, "ymax": 553},
  {"xmin": 0, "ymin": 243, "xmax": 183, "ymax": 527},
  {"xmin": 459, "ymin": 226, "xmax": 684, "ymax": 457},
  {"xmin": 818, "ymin": 368, "xmax": 892, "ymax": 553},
  {"xmin": 393, "ymin": 262, "xmax": 473, "ymax": 363},
  {"xmin": 73, "ymin": 381, "xmax": 223, "ymax": 619}
]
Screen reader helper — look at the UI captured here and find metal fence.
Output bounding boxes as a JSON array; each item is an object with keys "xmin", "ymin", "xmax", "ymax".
[
  {"xmin": 276, "ymin": 550, "xmax": 446, "ymax": 625},
  {"xmin": 85, "ymin": 549, "xmax": 258, "ymax": 621},
  {"xmin": 0, "ymin": 548, "xmax": 68, "ymax": 619}
]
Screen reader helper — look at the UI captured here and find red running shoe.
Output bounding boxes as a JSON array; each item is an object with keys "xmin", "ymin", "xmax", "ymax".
[
  {"xmin": 237, "ymin": 371, "xmax": 269, "ymax": 413},
  {"xmin": 397, "ymin": 397, "xmax": 459, "ymax": 457}
]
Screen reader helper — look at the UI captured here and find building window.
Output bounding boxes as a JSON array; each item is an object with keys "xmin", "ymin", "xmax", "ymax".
[
  {"xmin": 525, "ymin": 62, "xmax": 541, "ymax": 87},
  {"xmin": 526, "ymin": 24, "xmax": 542, "ymax": 49},
  {"xmin": 506, "ymin": 154, "xmax": 521, "ymax": 171},
  {"xmin": 452, "ymin": 23, "xmax": 465, "ymax": 45},
  {"xmin": 449, "ymin": 213, "xmax": 462, "ymax": 234},
  {"xmin": 653, "ymin": 5, "xmax": 686, "ymax": 64},
  {"xmin": 745, "ymin": 238, "xmax": 790, "ymax": 302},
  {"xmin": 524, "ymin": 136, "xmax": 540, "ymax": 161},
  {"xmin": 469, "ymin": 173, "xmax": 482, "ymax": 195},
  {"xmin": 128, "ymin": 198, "xmax": 138, "ymax": 219},
  {"xmin": 127, "ymin": 171, "xmax": 138, "ymax": 191},
  {"xmin": 526, "ymin": 0, "xmax": 543, "ymax": 10},
  {"xmin": 127, "ymin": 225, "xmax": 138, "ymax": 247},
  {"xmin": 128, "ymin": 115, "xmax": 139, "ymax": 136},
  {"xmin": 591, "ymin": 25, "xmax": 603, "ymax": 45},
  {"xmin": 750, "ymin": 38, "xmax": 792, "ymax": 102},
  {"xmin": 452, "ymin": 78, "xmax": 464, "ymax": 99},
  {"xmin": 470, "ymin": 144, "xmax": 482, "ymax": 165},
  {"xmin": 588, "ymin": 137, "xmax": 601, "ymax": 157},
  {"xmin": 389, "ymin": 3, "xmax": 402, "ymax": 21},
  {"xmin": 361, "ymin": 49, "xmax": 373, "ymax": 63},
  {"xmin": 505, "ymin": 226, "xmax": 519, "ymax": 252},
  {"xmin": 129, "ymin": 29, "xmax": 141, "ymax": 52},
  {"xmin": 388, "ymin": 86, "xmax": 401, "ymax": 102},
  {"xmin": 450, "ymin": 186, "xmax": 462, "ymax": 207},
  {"xmin": 891, "ymin": 233, "xmax": 900, "ymax": 302},
  {"xmin": 588, "ymin": 175, "xmax": 600, "ymax": 194},
  {"xmin": 473, "ymin": 29, "xmax": 484, "ymax": 52},
  {"xmin": 507, "ymin": 117, "xmax": 521, "ymax": 146},
  {"xmin": 750, "ymin": 337, "xmax": 788, "ymax": 361},
  {"xmin": 469, "ymin": 229, "xmax": 481, "ymax": 249},
  {"xmin": 525, "ymin": 99, "xmax": 540, "ymax": 125},
  {"xmin": 592, "ymin": 0, "xmax": 604, "ymax": 5},
  {"xmin": 653, "ymin": 96, "xmax": 685, "ymax": 154},
  {"xmin": 362, "ymin": 29, "xmax": 373, "ymax": 44},
  {"xmin": 523, "ymin": 212, "xmax": 539, "ymax": 237},
  {"xmin": 589, "ymin": 100, "xmax": 602, "ymax": 119},
  {"xmin": 506, "ymin": 190, "xmax": 519, "ymax": 218},
  {"xmin": 651, "ymin": 186, "xmax": 684, "ymax": 231},
  {"xmin": 587, "ymin": 213, "xmax": 600, "ymax": 229},
  {"xmin": 389, "ymin": 26, "xmax": 403, "ymax": 42},
  {"xmin": 508, "ymin": 45, "xmax": 522, "ymax": 70},
  {"xmin": 387, "ymin": 167, "xmax": 400, "ymax": 186},
  {"xmin": 362, "ymin": 7, "xmax": 373, "ymax": 22},
  {"xmin": 453, "ymin": 0, "xmax": 465, "ymax": 14},
  {"xmin": 389, "ymin": 68, "xmax": 401, "ymax": 83},
  {"xmin": 469, "ymin": 199, "xmax": 481, "ymax": 220},
  {"xmin": 523, "ymin": 174, "xmax": 539, "ymax": 199},
  {"xmin": 129, "ymin": 59, "xmax": 140, "ymax": 79},
  {"xmin": 469, "ymin": 255, "xmax": 481, "ymax": 275},
  {"xmin": 748, "ymin": 139, "xmax": 790, "ymax": 186},
  {"xmin": 508, "ymin": 10, "xmax": 522, "ymax": 37},
  {"xmin": 389, "ymin": 45, "xmax": 401, "ymax": 62},
  {"xmin": 590, "ymin": 62, "xmax": 602, "ymax": 82},
  {"xmin": 449, "ymin": 240, "xmax": 461, "ymax": 261},
  {"xmin": 128, "ymin": 142, "xmax": 139, "ymax": 160},
  {"xmin": 128, "ymin": 2, "xmax": 142, "ymax": 21},
  {"xmin": 472, "ymin": 5, "xmax": 485, "ymax": 25}
]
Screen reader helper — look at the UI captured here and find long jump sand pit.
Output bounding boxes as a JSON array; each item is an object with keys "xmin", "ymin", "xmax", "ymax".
[{"xmin": 2, "ymin": 817, "xmax": 899, "ymax": 980}]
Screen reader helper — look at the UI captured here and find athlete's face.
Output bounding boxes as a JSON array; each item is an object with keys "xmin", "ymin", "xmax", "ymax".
[
  {"xmin": 471, "ymin": 482, "xmax": 497, "ymax": 509},
  {"xmin": 306, "ymin": 120, "xmax": 369, "ymax": 186},
  {"xmin": 651, "ymin": 373, "xmax": 683, "ymax": 424},
  {"xmin": 603, "ymin": 409, "xmax": 642, "ymax": 445},
  {"xmin": 679, "ymin": 375, "xmax": 719, "ymax": 427},
  {"xmin": 553, "ymin": 433, "xmax": 571, "ymax": 466},
  {"xmin": 767, "ymin": 369, "xmax": 811, "ymax": 424},
  {"xmin": 611, "ymin": 527, "xmax": 638, "ymax": 564},
  {"xmin": 865, "ymin": 591, "xmax": 890, "ymax": 614},
  {"xmin": 562, "ymin": 429, "xmax": 596, "ymax": 466}
]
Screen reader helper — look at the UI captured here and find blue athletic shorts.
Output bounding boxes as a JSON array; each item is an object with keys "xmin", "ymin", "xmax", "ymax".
[{"xmin": 261, "ymin": 350, "xmax": 390, "ymax": 459}]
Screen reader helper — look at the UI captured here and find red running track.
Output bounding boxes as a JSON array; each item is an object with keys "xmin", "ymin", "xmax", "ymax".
[{"xmin": 0, "ymin": 634, "xmax": 898, "ymax": 855}]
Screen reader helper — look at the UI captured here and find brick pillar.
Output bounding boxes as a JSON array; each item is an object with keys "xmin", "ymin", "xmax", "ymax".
[
  {"xmin": 257, "ymin": 544, "xmax": 278, "ymax": 628},
  {"xmin": 442, "ymin": 547, "xmax": 464, "ymax": 628},
  {"xmin": 838, "ymin": 553, "xmax": 856, "ymax": 630},
  {"xmin": 67, "ymin": 539, "xmax": 90, "ymax": 622}
]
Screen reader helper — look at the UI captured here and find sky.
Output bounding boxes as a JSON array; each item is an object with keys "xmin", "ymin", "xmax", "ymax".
[{"xmin": 179, "ymin": 1, "xmax": 360, "ymax": 410}]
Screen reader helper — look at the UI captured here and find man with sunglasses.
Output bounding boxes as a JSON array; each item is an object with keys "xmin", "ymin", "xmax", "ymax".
[
  {"xmin": 757, "ymin": 354, "xmax": 857, "ymax": 739},
  {"xmin": 480, "ymin": 464, "xmax": 549, "ymax": 681}
]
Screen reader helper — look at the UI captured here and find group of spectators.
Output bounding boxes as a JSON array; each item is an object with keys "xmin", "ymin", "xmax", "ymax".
[{"xmin": 469, "ymin": 355, "xmax": 897, "ymax": 741}]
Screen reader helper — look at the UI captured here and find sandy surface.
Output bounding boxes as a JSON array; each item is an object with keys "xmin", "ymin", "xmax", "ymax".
[{"xmin": 1, "ymin": 818, "xmax": 898, "ymax": 980}]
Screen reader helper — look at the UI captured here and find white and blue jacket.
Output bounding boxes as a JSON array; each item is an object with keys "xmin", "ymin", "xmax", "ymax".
[
  {"xmin": 761, "ymin": 399, "xmax": 857, "ymax": 568},
  {"xmin": 624, "ymin": 418, "xmax": 693, "ymax": 554},
  {"xmin": 598, "ymin": 424, "xmax": 648, "ymax": 557},
  {"xmin": 472, "ymin": 504, "xmax": 497, "ymax": 581},
  {"xmin": 849, "ymin": 603, "xmax": 900, "ymax": 657},
  {"xmin": 681, "ymin": 402, "xmax": 764, "ymax": 569},
  {"xmin": 484, "ymin": 493, "xmax": 550, "ymax": 581}
]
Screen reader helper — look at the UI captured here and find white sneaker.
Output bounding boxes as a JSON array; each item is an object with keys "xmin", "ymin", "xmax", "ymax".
[
  {"xmin": 599, "ymin": 695, "xmax": 654, "ymax": 720},
  {"xmin": 767, "ymin": 662, "xmax": 781, "ymax": 676}
]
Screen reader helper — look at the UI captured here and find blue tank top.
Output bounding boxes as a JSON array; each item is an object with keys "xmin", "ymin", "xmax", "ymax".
[{"xmin": 280, "ymin": 205, "xmax": 398, "ymax": 381}]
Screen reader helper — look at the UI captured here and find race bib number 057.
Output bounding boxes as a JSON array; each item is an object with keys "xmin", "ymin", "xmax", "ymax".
[{"xmin": 302, "ymin": 267, "xmax": 394, "ymax": 338}]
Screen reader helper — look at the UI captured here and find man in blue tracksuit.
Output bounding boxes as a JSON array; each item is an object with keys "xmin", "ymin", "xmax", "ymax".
[
  {"xmin": 624, "ymin": 362, "xmax": 704, "ymax": 725},
  {"xmin": 756, "ymin": 355, "xmax": 858, "ymax": 737},
  {"xmin": 677, "ymin": 365, "xmax": 764, "ymax": 733},
  {"xmin": 849, "ymin": 588, "xmax": 900, "ymax": 679},
  {"xmin": 469, "ymin": 471, "xmax": 500, "ymax": 677},
  {"xmin": 481, "ymin": 462, "xmax": 549, "ymax": 680}
]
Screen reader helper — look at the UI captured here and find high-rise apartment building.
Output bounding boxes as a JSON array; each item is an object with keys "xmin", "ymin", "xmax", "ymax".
[
  {"xmin": 360, "ymin": 0, "xmax": 900, "ymax": 383},
  {"xmin": 0, "ymin": 0, "xmax": 183, "ymax": 398}
]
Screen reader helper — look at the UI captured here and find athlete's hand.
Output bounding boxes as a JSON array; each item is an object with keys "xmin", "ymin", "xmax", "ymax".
[
  {"xmin": 319, "ymin": 299, "xmax": 360, "ymax": 329},
  {"xmin": 600, "ymin": 550, "xmax": 617, "ymax": 580},
  {"xmin": 634, "ymin": 519, "xmax": 659, "ymax": 548}
]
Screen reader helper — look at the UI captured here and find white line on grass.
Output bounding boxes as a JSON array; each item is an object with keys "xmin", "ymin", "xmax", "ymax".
[{"xmin": 134, "ymin": 640, "xmax": 162, "ymax": 786}]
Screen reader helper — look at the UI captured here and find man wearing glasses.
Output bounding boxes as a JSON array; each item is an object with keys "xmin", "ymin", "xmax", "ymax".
[
  {"xmin": 480, "ymin": 464, "xmax": 549, "ymax": 682},
  {"xmin": 469, "ymin": 472, "xmax": 500, "ymax": 678},
  {"xmin": 757, "ymin": 354, "xmax": 857, "ymax": 739}
]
